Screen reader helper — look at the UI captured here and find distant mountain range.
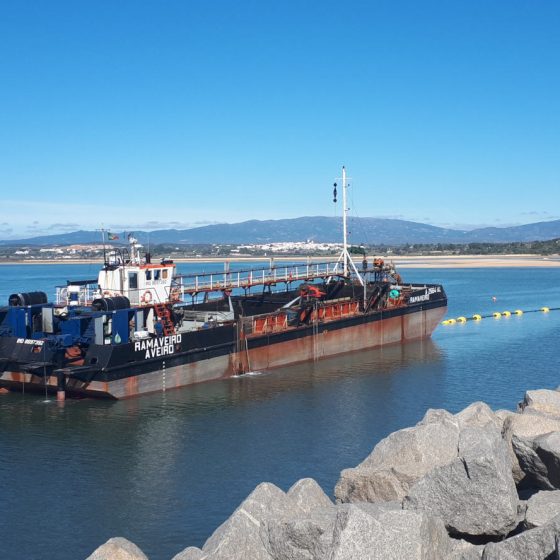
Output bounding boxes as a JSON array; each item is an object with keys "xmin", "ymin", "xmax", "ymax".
[{"xmin": 2, "ymin": 217, "xmax": 560, "ymax": 246}]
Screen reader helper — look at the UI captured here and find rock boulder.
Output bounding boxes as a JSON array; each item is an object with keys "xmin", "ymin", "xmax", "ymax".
[
  {"xmin": 482, "ymin": 512, "xmax": 560, "ymax": 559},
  {"xmin": 448, "ymin": 539, "xmax": 484, "ymax": 560},
  {"xmin": 525, "ymin": 490, "xmax": 560, "ymax": 529},
  {"xmin": 329, "ymin": 502, "xmax": 451, "ymax": 559},
  {"xmin": 455, "ymin": 402, "xmax": 502, "ymax": 431},
  {"xmin": 85, "ymin": 537, "xmax": 148, "ymax": 560},
  {"xmin": 519, "ymin": 389, "xmax": 560, "ymax": 417},
  {"xmin": 201, "ymin": 482, "xmax": 300, "ymax": 560},
  {"xmin": 171, "ymin": 547, "xmax": 203, "ymax": 560},
  {"xmin": 263, "ymin": 507, "xmax": 337, "ymax": 560},
  {"xmin": 335, "ymin": 409, "xmax": 460, "ymax": 503},
  {"xmin": 404, "ymin": 423, "xmax": 518, "ymax": 537},
  {"xmin": 514, "ymin": 431, "xmax": 560, "ymax": 491},
  {"xmin": 502, "ymin": 412, "xmax": 560, "ymax": 485},
  {"xmin": 286, "ymin": 478, "xmax": 333, "ymax": 514}
]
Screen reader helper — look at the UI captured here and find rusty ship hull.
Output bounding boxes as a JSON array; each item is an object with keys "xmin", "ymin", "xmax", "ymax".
[{"xmin": 0, "ymin": 290, "xmax": 446, "ymax": 399}]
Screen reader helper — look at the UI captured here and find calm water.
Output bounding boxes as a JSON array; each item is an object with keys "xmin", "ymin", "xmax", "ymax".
[{"xmin": 1, "ymin": 264, "xmax": 560, "ymax": 560}]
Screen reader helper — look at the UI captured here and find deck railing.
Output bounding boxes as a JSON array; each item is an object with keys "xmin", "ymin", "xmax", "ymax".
[
  {"xmin": 55, "ymin": 283, "xmax": 99, "ymax": 306},
  {"xmin": 177, "ymin": 262, "xmax": 344, "ymax": 295}
]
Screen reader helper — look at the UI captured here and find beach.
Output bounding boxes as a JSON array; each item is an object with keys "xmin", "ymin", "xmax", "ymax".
[
  {"xmin": 1, "ymin": 254, "xmax": 559, "ymax": 267},
  {"xmin": 384, "ymin": 254, "xmax": 560, "ymax": 268}
]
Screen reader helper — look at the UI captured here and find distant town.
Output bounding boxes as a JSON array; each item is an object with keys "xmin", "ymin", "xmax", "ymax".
[
  {"xmin": 2, "ymin": 241, "xmax": 343, "ymax": 261},
  {"xmin": 1, "ymin": 238, "xmax": 560, "ymax": 262}
]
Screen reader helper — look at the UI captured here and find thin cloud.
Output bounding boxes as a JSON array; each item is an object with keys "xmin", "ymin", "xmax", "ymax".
[
  {"xmin": 372, "ymin": 214, "xmax": 407, "ymax": 220},
  {"xmin": 520, "ymin": 211, "xmax": 559, "ymax": 220},
  {"xmin": 192, "ymin": 220, "xmax": 223, "ymax": 226},
  {"xmin": 433, "ymin": 220, "xmax": 521, "ymax": 230},
  {"xmin": 107, "ymin": 220, "xmax": 225, "ymax": 231},
  {"xmin": 48, "ymin": 223, "xmax": 82, "ymax": 231}
]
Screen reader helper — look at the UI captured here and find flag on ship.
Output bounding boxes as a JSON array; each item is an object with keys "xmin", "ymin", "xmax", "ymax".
[{"xmin": 107, "ymin": 232, "xmax": 119, "ymax": 240}]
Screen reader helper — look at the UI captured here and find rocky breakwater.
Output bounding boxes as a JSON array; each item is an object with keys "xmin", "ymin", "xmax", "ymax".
[{"xmin": 87, "ymin": 388, "xmax": 560, "ymax": 560}]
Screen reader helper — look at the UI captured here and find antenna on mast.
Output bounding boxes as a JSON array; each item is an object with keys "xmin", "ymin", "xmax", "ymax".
[{"xmin": 98, "ymin": 226, "xmax": 108, "ymax": 266}]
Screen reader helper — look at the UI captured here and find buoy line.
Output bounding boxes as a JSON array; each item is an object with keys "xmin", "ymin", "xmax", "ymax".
[{"xmin": 441, "ymin": 306, "xmax": 558, "ymax": 325}]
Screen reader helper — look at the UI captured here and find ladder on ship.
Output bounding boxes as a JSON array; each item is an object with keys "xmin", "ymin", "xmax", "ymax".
[{"xmin": 154, "ymin": 304, "xmax": 175, "ymax": 336}]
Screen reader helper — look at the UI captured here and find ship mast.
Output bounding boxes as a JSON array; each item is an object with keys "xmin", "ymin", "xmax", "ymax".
[
  {"xmin": 334, "ymin": 166, "xmax": 364, "ymax": 286},
  {"xmin": 341, "ymin": 166, "xmax": 349, "ymax": 276}
]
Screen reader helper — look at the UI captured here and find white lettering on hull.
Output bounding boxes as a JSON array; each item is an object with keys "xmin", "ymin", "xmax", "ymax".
[
  {"xmin": 134, "ymin": 334, "xmax": 182, "ymax": 360},
  {"xmin": 16, "ymin": 338, "xmax": 44, "ymax": 346},
  {"xmin": 409, "ymin": 286, "xmax": 441, "ymax": 304},
  {"xmin": 409, "ymin": 293, "xmax": 430, "ymax": 303}
]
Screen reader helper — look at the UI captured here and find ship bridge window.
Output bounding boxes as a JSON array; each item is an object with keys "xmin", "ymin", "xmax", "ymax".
[
  {"xmin": 154, "ymin": 270, "xmax": 160, "ymax": 280},
  {"xmin": 145, "ymin": 270, "xmax": 152, "ymax": 280},
  {"xmin": 162, "ymin": 269, "xmax": 168, "ymax": 279}
]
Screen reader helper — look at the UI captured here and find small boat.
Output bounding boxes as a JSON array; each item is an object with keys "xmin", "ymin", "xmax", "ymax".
[{"xmin": 0, "ymin": 168, "xmax": 447, "ymax": 399}]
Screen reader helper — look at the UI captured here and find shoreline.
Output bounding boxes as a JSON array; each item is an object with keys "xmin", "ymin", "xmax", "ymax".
[{"xmin": 1, "ymin": 254, "xmax": 560, "ymax": 268}]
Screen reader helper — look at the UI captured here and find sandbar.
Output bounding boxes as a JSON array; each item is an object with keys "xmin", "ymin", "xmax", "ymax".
[{"xmin": 1, "ymin": 254, "xmax": 560, "ymax": 268}]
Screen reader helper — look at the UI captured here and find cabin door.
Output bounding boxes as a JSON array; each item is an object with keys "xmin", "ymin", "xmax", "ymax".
[{"xmin": 128, "ymin": 272, "xmax": 139, "ymax": 305}]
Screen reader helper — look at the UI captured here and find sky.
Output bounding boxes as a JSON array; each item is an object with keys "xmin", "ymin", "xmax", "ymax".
[{"xmin": 1, "ymin": 0, "xmax": 559, "ymax": 240}]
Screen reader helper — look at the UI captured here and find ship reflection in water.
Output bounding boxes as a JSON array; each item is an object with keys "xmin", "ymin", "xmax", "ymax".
[
  {"xmin": 121, "ymin": 337, "xmax": 444, "ymax": 414},
  {"xmin": 227, "ymin": 337, "xmax": 443, "ymax": 405}
]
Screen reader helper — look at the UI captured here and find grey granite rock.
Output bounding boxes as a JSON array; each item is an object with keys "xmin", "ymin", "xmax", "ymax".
[
  {"xmin": 519, "ymin": 389, "xmax": 560, "ymax": 417},
  {"xmin": 517, "ymin": 499, "xmax": 529, "ymax": 526},
  {"xmin": 495, "ymin": 409, "xmax": 515, "ymax": 425},
  {"xmin": 513, "ymin": 434, "xmax": 552, "ymax": 490},
  {"xmin": 503, "ymin": 412, "xmax": 560, "ymax": 485},
  {"xmin": 448, "ymin": 539, "xmax": 484, "ymax": 560},
  {"xmin": 171, "ymin": 547, "xmax": 203, "ymax": 560},
  {"xmin": 202, "ymin": 482, "xmax": 300, "ymax": 560},
  {"xmin": 455, "ymin": 402, "xmax": 501, "ymax": 430},
  {"xmin": 404, "ymin": 423, "xmax": 518, "ymax": 537},
  {"xmin": 85, "ymin": 537, "xmax": 148, "ymax": 560},
  {"xmin": 287, "ymin": 478, "xmax": 334, "ymax": 514},
  {"xmin": 482, "ymin": 512, "xmax": 560, "ymax": 559},
  {"xmin": 534, "ymin": 432, "xmax": 560, "ymax": 486},
  {"xmin": 329, "ymin": 502, "xmax": 451, "ymax": 560},
  {"xmin": 263, "ymin": 506, "xmax": 337, "ymax": 560},
  {"xmin": 502, "ymin": 412, "xmax": 560, "ymax": 489},
  {"xmin": 503, "ymin": 411, "xmax": 560, "ymax": 440},
  {"xmin": 422, "ymin": 407, "xmax": 456, "ymax": 424},
  {"xmin": 334, "ymin": 408, "xmax": 459, "ymax": 503},
  {"xmin": 525, "ymin": 490, "xmax": 560, "ymax": 529},
  {"xmin": 515, "ymin": 431, "xmax": 560, "ymax": 490}
]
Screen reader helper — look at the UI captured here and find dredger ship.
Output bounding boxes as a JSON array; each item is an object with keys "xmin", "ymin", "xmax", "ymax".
[{"xmin": 0, "ymin": 168, "xmax": 447, "ymax": 399}]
